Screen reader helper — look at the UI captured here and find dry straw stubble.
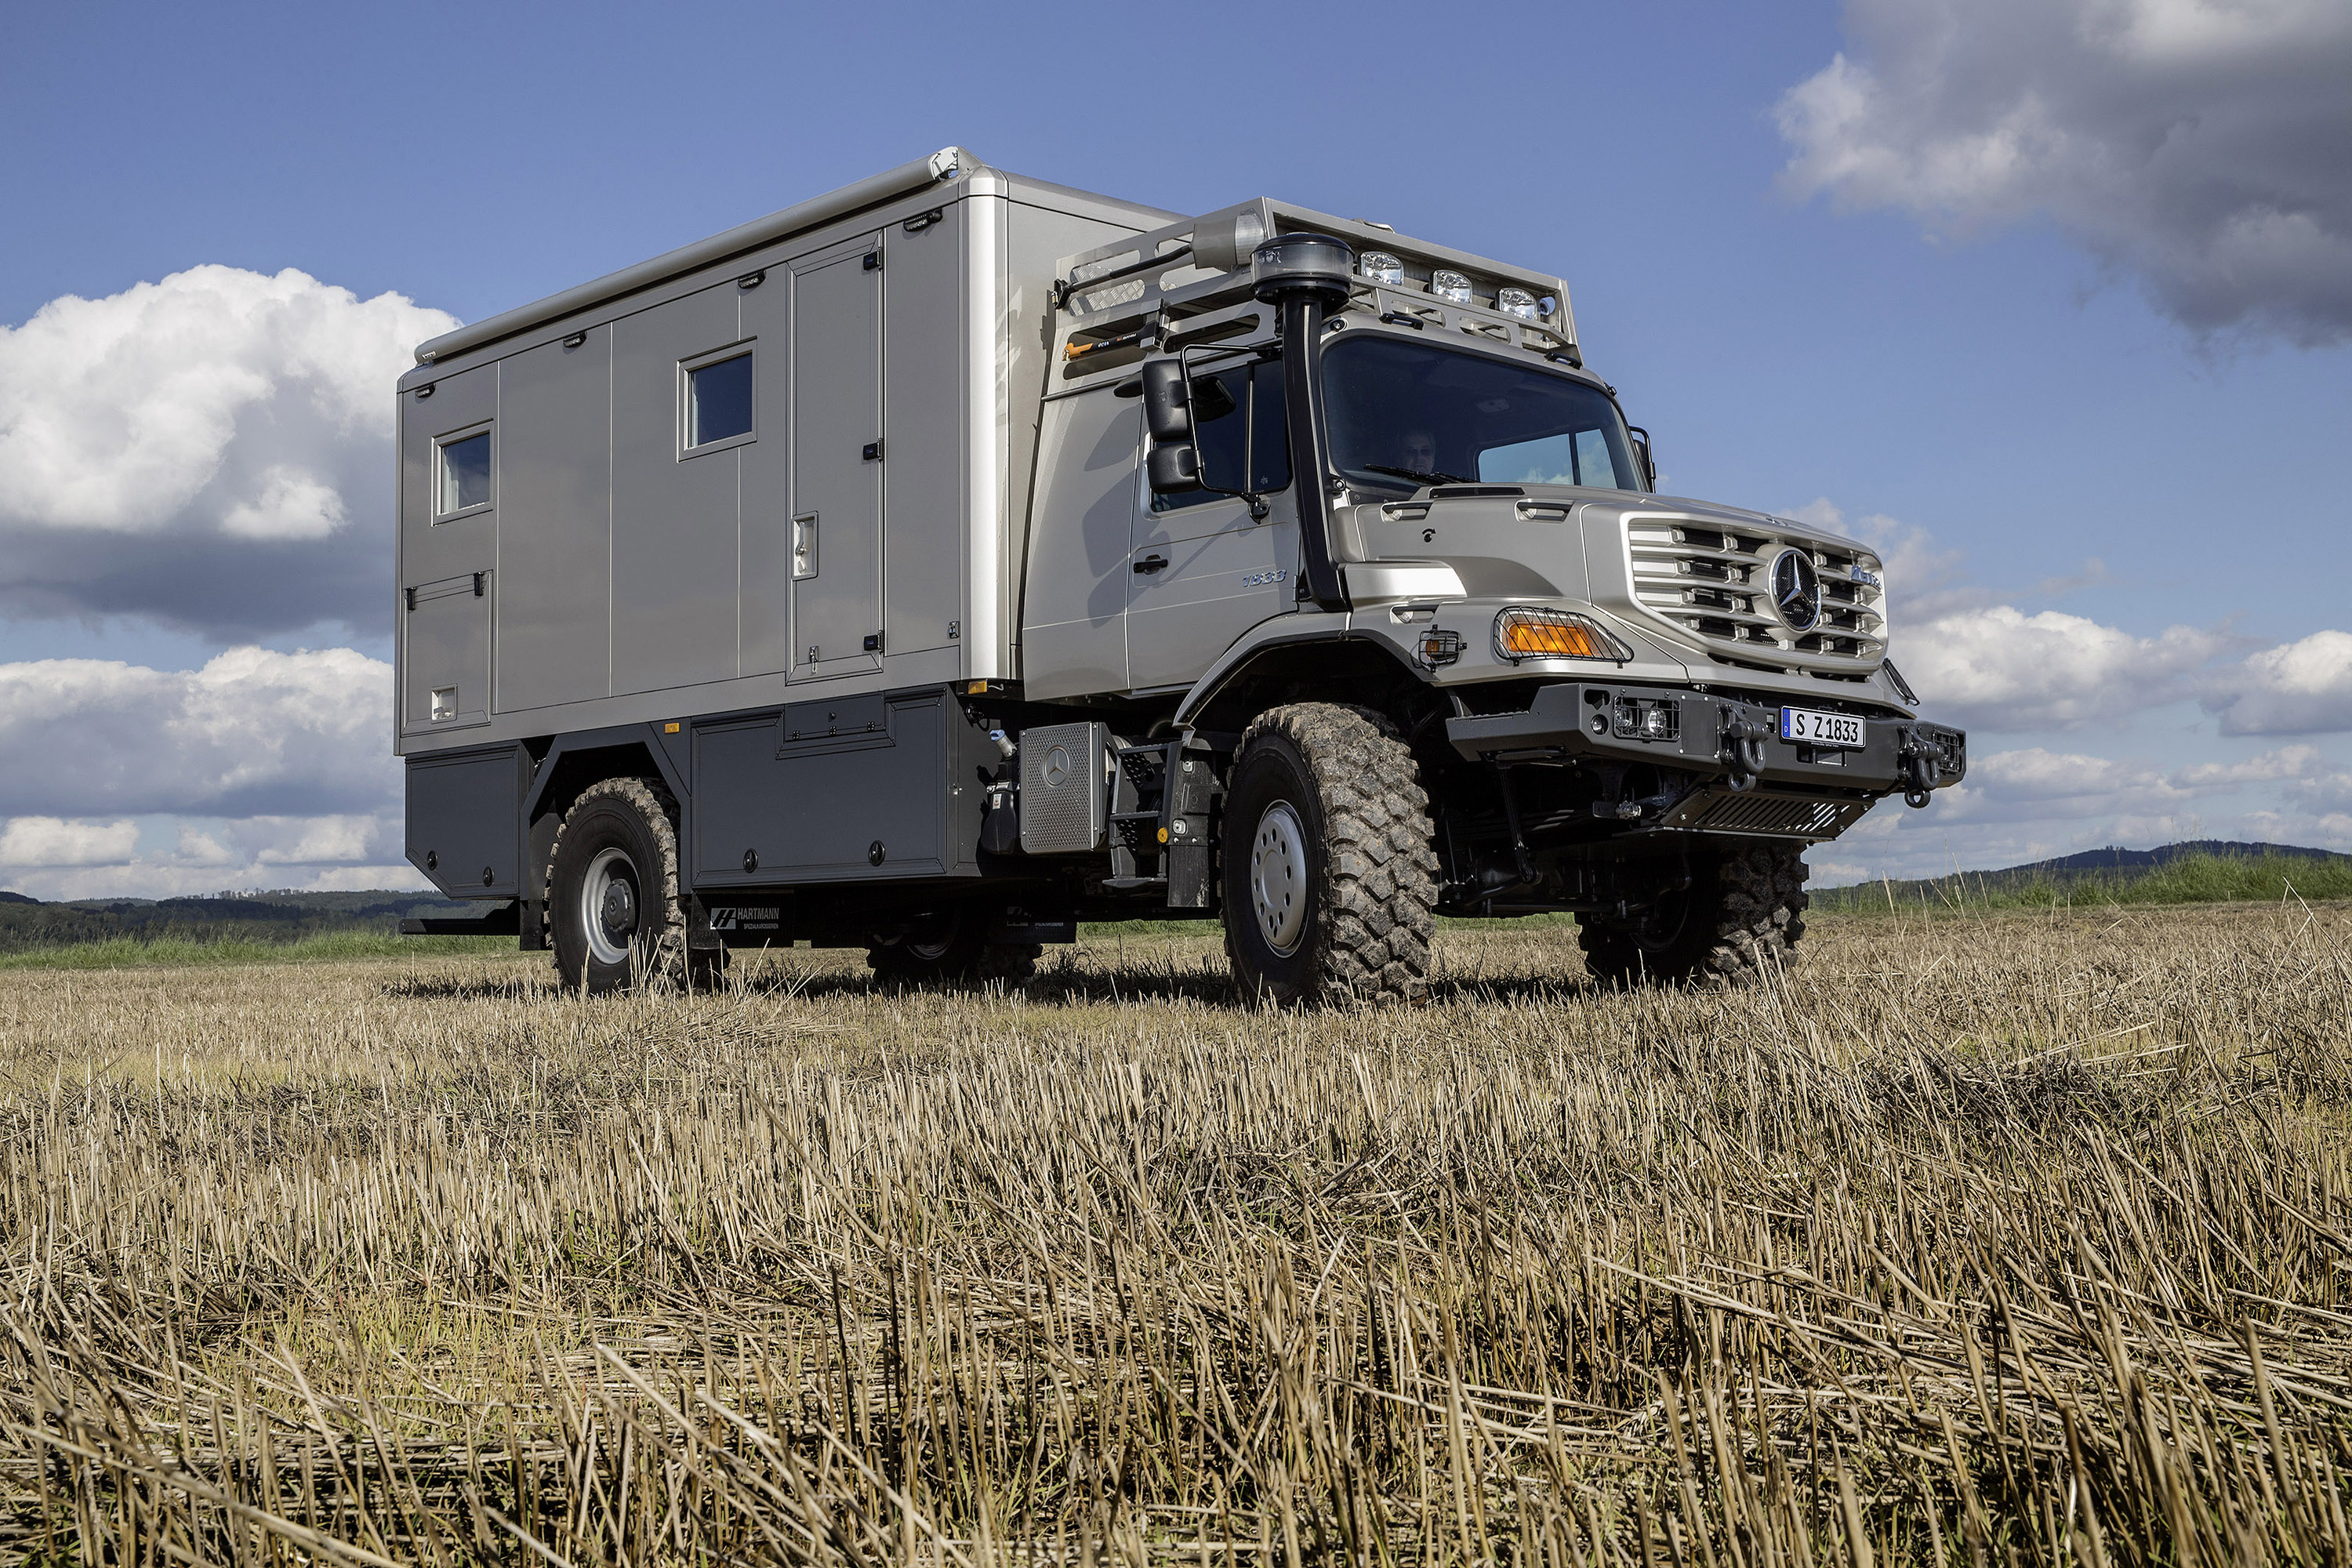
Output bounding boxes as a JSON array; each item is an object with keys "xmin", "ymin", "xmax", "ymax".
[{"xmin": 2, "ymin": 901, "xmax": 2350, "ymax": 1564}]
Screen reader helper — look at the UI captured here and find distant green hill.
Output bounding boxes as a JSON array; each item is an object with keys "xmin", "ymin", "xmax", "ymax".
[
  {"xmin": 1813, "ymin": 841, "xmax": 2352, "ymax": 915},
  {"xmin": 0, "ymin": 889, "xmax": 476, "ymax": 954}
]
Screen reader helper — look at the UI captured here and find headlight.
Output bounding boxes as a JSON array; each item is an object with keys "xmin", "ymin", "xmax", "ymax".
[
  {"xmin": 1493, "ymin": 607, "xmax": 1633, "ymax": 663},
  {"xmin": 1359, "ymin": 251, "xmax": 1404, "ymax": 286},
  {"xmin": 1497, "ymin": 286, "xmax": 1540, "ymax": 320},
  {"xmin": 1430, "ymin": 269, "xmax": 1472, "ymax": 304}
]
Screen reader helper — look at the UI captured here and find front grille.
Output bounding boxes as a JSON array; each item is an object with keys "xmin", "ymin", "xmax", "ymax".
[
  {"xmin": 1659, "ymin": 789, "xmax": 1874, "ymax": 840},
  {"xmin": 1626, "ymin": 517, "xmax": 1886, "ymax": 674}
]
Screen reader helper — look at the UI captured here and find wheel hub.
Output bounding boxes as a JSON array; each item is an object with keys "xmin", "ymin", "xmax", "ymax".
[
  {"xmin": 581, "ymin": 847, "xmax": 641, "ymax": 967},
  {"xmin": 1250, "ymin": 802, "xmax": 1309, "ymax": 956}
]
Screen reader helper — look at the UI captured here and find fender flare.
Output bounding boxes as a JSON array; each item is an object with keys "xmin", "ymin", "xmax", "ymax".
[
  {"xmin": 1172, "ymin": 616, "xmax": 1431, "ymax": 731},
  {"xmin": 520, "ymin": 722, "xmax": 691, "ymax": 827}
]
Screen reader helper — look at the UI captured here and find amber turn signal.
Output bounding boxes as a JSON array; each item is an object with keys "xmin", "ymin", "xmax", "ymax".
[{"xmin": 1493, "ymin": 608, "xmax": 1632, "ymax": 663}]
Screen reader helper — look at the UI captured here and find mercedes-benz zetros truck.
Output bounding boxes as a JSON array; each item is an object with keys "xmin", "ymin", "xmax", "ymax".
[{"xmin": 394, "ymin": 146, "xmax": 1966, "ymax": 1000}]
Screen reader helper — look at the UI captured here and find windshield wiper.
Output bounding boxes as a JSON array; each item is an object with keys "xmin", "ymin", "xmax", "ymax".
[{"xmin": 1361, "ymin": 463, "xmax": 1475, "ymax": 487}]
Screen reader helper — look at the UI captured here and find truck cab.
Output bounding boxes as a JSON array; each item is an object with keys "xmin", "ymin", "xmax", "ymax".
[{"xmin": 1008, "ymin": 207, "xmax": 1963, "ymax": 996}]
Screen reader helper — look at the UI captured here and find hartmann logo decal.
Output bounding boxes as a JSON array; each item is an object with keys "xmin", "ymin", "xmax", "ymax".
[{"xmin": 710, "ymin": 907, "xmax": 780, "ymax": 931}]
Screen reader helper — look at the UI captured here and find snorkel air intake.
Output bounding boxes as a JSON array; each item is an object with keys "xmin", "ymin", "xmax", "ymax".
[{"xmin": 1251, "ymin": 233, "xmax": 1354, "ymax": 612}]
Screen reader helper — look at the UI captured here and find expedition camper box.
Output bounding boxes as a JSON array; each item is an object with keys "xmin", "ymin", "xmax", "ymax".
[{"xmin": 397, "ymin": 147, "xmax": 1965, "ymax": 1000}]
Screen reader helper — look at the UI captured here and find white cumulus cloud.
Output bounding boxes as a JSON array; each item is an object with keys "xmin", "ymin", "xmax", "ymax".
[
  {"xmin": 1900, "ymin": 604, "xmax": 2232, "ymax": 731},
  {"xmin": 0, "ymin": 266, "xmax": 455, "ymax": 634},
  {"xmin": 2206, "ymin": 628, "xmax": 2352, "ymax": 735},
  {"xmin": 0, "ymin": 816, "xmax": 140, "ymax": 867},
  {"xmin": 0, "ymin": 647, "xmax": 396, "ymax": 818},
  {"xmin": 0, "ymin": 647, "xmax": 430, "ymax": 898},
  {"xmin": 1777, "ymin": 0, "xmax": 2352, "ymax": 343}
]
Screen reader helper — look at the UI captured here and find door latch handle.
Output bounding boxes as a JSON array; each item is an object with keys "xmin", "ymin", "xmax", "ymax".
[{"xmin": 1133, "ymin": 556, "xmax": 1168, "ymax": 574}]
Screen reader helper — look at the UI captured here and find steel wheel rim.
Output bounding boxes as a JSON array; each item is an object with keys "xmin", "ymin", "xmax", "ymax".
[
  {"xmin": 581, "ymin": 845, "xmax": 640, "ymax": 967},
  {"xmin": 1250, "ymin": 801, "xmax": 1310, "ymax": 956},
  {"xmin": 906, "ymin": 913, "xmax": 959, "ymax": 963}
]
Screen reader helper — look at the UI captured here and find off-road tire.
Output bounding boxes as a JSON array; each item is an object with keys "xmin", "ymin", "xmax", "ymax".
[
  {"xmin": 1220, "ymin": 703, "xmax": 1438, "ymax": 1005},
  {"xmin": 546, "ymin": 777, "xmax": 690, "ymax": 995},
  {"xmin": 866, "ymin": 905, "xmax": 1040, "ymax": 989},
  {"xmin": 1577, "ymin": 842, "xmax": 1808, "ymax": 989}
]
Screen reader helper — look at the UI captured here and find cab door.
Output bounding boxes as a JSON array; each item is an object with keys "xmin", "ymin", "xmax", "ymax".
[{"xmin": 1125, "ymin": 358, "xmax": 1297, "ymax": 691}]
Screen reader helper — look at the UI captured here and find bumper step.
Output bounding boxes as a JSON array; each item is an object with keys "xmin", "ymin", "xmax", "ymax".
[{"xmin": 399, "ymin": 901, "xmax": 521, "ymax": 936}]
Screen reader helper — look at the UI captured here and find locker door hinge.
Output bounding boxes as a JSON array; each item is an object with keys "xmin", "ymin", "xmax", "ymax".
[
  {"xmin": 472, "ymin": 572, "xmax": 485, "ymax": 597},
  {"xmin": 862, "ymin": 440, "xmax": 884, "ymax": 462},
  {"xmin": 862, "ymin": 251, "xmax": 882, "ymax": 271},
  {"xmin": 862, "ymin": 631, "xmax": 885, "ymax": 654},
  {"xmin": 404, "ymin": 586, "xmax": 416, "ymax": 610}
]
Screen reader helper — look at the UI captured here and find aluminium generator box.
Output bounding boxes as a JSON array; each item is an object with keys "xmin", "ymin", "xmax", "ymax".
[{"xmin": 392, "ymin": 149, "xmax": 1175, "ymax": 765}]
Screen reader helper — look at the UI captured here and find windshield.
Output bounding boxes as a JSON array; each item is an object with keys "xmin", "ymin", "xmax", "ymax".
[{"xmin": 1320, "ymin": 335, "xmax": 1643, "ymax": 494}]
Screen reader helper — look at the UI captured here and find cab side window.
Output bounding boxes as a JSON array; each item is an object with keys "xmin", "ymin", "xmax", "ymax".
[{"xmin": 1152, "ymin": 362, "xmax": 1289, "ymax": 511}]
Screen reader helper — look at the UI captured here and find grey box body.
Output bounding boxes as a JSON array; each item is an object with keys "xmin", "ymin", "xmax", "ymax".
[{"xmin": 394, "ymin": 160, "xmax": 1176, "ymax": 761}]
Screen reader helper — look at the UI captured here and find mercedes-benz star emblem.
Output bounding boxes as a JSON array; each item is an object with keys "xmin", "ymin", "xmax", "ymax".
[
  {"xmin": 1044, "ymin": 745, "xmax": 1072, "ymax": 788},
  {"xmin": 1770, "ymin": 548, "xmax": 1822, "ymax": 632}
]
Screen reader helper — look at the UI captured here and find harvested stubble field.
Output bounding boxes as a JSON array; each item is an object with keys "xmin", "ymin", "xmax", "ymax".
[{"xmin": 3, "ymin": 902, "xmax": 2350, "ymax": 1566}]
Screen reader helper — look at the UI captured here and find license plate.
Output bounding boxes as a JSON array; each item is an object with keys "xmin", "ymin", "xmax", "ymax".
[{"xmin": 1780, "ymin": 706, "xmax": 1864, "ymax": 749}]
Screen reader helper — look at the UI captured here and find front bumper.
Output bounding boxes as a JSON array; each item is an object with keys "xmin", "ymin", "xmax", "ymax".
[{"xmin": 1445, "ymin": 680, "xmax": 1967, "ymax": 840}]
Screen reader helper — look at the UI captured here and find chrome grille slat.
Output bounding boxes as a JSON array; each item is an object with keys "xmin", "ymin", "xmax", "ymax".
[{"xmin": 1624, "ymin": 516, "xmax": 1887, "ymax": 674}]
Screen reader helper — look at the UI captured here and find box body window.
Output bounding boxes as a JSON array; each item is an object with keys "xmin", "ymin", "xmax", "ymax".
[
  {"xmin": 688, "ymin": 353, "xmax": 753, "ymax": 448},
  {"xmin": 437, "ymin": 431, "xmax": 492, "ymax": 515}
]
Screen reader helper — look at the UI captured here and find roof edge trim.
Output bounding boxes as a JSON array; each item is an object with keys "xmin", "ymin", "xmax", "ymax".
[{"xmin": 413, "ymin": 145, "xmax": 975, "ymax": 366}]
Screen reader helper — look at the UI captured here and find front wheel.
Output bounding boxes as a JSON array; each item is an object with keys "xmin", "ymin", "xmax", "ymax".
[
  {"xmin": 1220, "ymin": 704, "xmax": 1437, "ymax": 1005},
  {"xmin": 1577, "ymin": 842, "xmax": 1809, "ymax": 988}
]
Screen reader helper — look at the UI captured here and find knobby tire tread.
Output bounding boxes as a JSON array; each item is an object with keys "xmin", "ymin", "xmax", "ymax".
[
  {"xmin": 1225, "ymin": 702, "xmax": 1439, "ymax": 1004},
  {"xmin": 1577, "ymin": 841, "xmax": 1809, "ymax": 989},
  {"xmin": 546, "ymin": 776, "xmax": 691, "ymax": 993}
]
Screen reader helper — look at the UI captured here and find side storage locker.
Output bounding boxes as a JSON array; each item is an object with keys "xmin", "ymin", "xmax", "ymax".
[
  {"xmin": 689, "ymin": 688, "xmax": 993, "ymax": 889},
  {"xmin": 406, "ymin": 743, "xmax": 529, "ymax": 898}
]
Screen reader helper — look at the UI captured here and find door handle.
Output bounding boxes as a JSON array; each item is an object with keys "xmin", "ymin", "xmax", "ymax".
[{"xmin": 1133, "ymin": 556, "xmax": 1168, "ymax": 575}]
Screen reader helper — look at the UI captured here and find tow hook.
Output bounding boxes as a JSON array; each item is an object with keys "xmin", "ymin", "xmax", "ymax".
[
  {"xmin": 1897, "ymin": 728, "xmax": 1951, "ymax": 809},
  {"xmin": 1720, "ymin": 713, "xmax": 1771, "ymax": 793}
]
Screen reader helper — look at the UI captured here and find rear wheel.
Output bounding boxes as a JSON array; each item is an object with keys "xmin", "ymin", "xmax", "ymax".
[
  {"xmin": 1220, "ymin": 704, "xmax": 1437, "ymax": 1005},
  {"xmin": 866, "ymin": 904, "xmax": 1039, "ymax": 988},
  {"xmin": 1577, "ymin": 842, "xmax": 1808, "ymax": 988},
  {"xmin": 547, "ymin": 778, "xmax": 688, "ymax": 994}
]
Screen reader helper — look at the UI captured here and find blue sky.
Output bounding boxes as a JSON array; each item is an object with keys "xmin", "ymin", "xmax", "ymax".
[{"xmin": 2, "ymin": 0, "xmax": 2349, "ymax": 895}]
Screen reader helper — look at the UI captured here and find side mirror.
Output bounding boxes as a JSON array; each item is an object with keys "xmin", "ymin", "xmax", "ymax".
[
  {"xmin": 1140, "ymin": 359, "xmax": 1190, "ymax": 445},
  {"xmin": 1626, "ymin": 425, "xmax": 1657, "ymax": 491},
  {"xmin": 1146, "ymin": 441, "xmax": 1202, "ymax": 495}
]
